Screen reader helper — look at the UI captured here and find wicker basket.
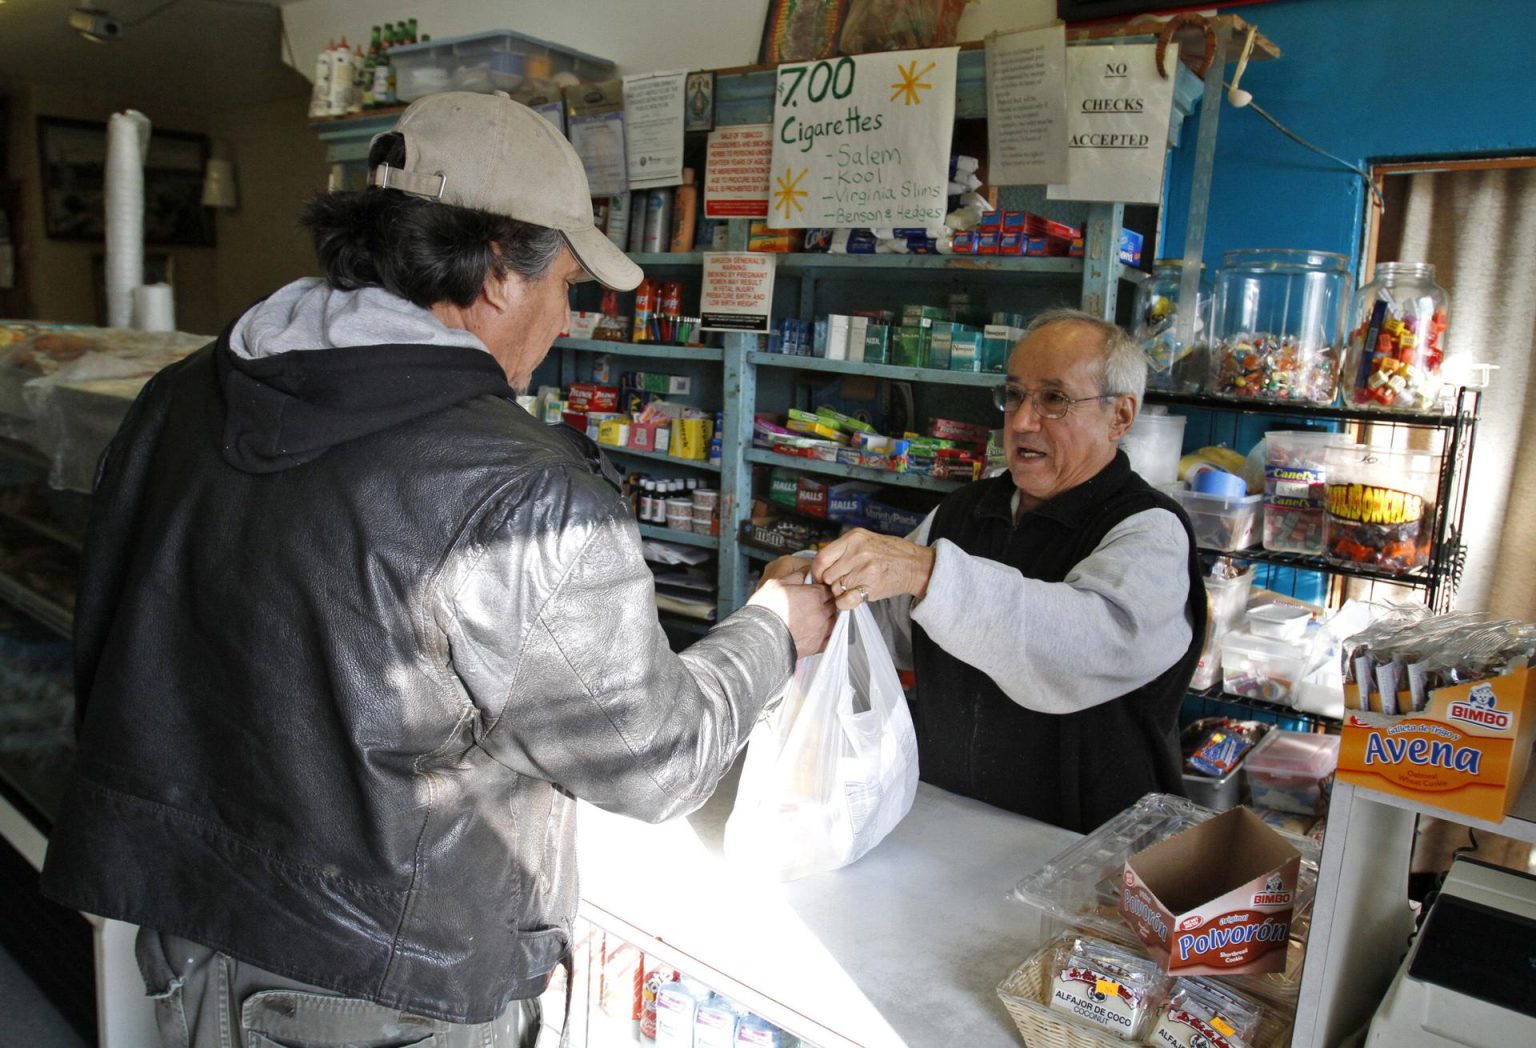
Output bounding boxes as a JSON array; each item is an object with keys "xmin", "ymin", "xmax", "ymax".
[{"xmin": 996, "ymin": 939, "xmax": 1295, "ymax": 1047}]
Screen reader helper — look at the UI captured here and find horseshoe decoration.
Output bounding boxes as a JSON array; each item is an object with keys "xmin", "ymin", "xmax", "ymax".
[{"xmin": 1155, "ymin": 13, "xmax": 1218, "ymax": 80}]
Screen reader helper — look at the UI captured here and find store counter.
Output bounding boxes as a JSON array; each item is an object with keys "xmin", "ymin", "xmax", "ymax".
[{"xmin": 578, "ymin": 763, "xmax": 1079, "ymax": 1047}]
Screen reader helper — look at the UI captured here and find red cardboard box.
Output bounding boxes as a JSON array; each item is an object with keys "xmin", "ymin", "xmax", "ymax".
[
  {"xmin": 567, "ymin": 383, "xmax": 620, "ymax": 413},
  {"xmin": 796, "ymin": 476, "xmax": 830, "ymax": 518},
  {"xmin": 1118, "ymin": 807, "xmax": 1299, "ymax": 976}
]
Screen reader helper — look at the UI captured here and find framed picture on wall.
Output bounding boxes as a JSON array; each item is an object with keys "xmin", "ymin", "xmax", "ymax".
[{"xmin": 37, "ymin": 117, "xmax": 215, "ymax": 247}]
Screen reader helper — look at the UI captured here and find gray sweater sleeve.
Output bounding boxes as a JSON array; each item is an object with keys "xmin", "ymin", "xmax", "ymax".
[{"xmin": 878, "ymin": 507, "xmax": 1192, "ymax": 713}]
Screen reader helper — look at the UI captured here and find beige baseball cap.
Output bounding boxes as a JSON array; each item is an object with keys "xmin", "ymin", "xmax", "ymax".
[{"xmin": 368, "ymin": 92, "xmax": 642, "ymax": 291}]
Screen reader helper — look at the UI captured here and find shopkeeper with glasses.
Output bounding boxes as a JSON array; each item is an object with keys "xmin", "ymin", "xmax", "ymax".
[{"xmin": 763, "ymin": 308, "xmax": 1207, "ymax": 832}]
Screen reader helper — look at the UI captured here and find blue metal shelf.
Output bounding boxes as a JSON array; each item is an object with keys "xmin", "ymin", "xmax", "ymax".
[
  {"xmin": 638, "ymin": 523, "xmax": 719, "ymax": 550},
  {"xmin": 746, "ymin": 352, "xmax": 1001, "ymax": 388},
  {"xmin": 744, "ymin": 450, "xmax": 965, "ymax": 493},
  {"xmin": 602, "ymin": 446, "xmax": 721, "ymax": 473},
  {"xmin": 558, "ymin": 338, "xmax": 723, "ymax": 361}
]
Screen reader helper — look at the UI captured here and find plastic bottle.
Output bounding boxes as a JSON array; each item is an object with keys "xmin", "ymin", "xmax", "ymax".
[
  {"xmin": 694, "ymin": 993, "xmax": 741, "ymax": 1048},
  {"xmin": 327, "ymin": 36, "xmax": 353, "ymax": 116},
  {"xmin": 669, "ymin": 169, "xmax": 698, "ymax": 253},
  {"xmin": 734, "ymin": 1013, "xmax": 790, "ymax": 1047},
  {"xmin": 348, "ymin": 46, "xmax": 367, "ymax": 113},
  {"xmin": 654, "ymin": 976, "xmax": 705, "ymax": 1047},
  {"xmin": 628, "ymin": 193, "xmax": 650, "ymax": 254},
  {"xmin": 633, "ymin": 279, "xmax": 656, "ymax": 343},
  {"xmin": 309, "ymin": 39, "xmax": 335, "ymax": 118},
  {"xmin": 606, "ymin": 192, "xmax": 632, "ymax": 250},
  {"xmin": 642, "ymin": 187, "xmax": 674, "ymax": 254}
]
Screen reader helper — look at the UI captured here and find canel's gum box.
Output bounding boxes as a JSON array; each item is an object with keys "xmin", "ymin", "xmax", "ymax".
[
  {"xmin": 1338, "ymin": 658, "xmax": 1536, "ymax": 822},
  {"xmin": 1118, "ymin": 807, "xmax": 1299, "ymax": 976}
]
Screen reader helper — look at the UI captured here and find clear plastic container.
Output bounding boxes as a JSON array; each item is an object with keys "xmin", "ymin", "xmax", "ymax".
[
  {"xmin": 1008, "ymin": 792, "xmax": 1320, "ymax": 1006},
  {"xmin": 1121, "ymin": 408, "xmax": 1186, "ymax": 487},
  {"xmin": 1134, "ymin": 259, "xmax": 1210, "ymax": 393},
  {"xmin": 1210, "ymin": 249, "xmax": 1351, "ymax": 405},
  {"xmin": 1221, "ymin": 630, "xmax": 1309, "ymax": 703},
  {"xmin": 1342, "ymin": 261, "xmax": 1451, "ymax": 413},
  {"xmin": 391, "ymin": 30, "xmax": 615, "ymax": 103},
  {"xmin": 1243, "ymin": 731, "xmax": 1340, "ymax": 815},
  {"xmin": 1190, "ymin": 567, "xmax": 1254, "ymax": 691},
  {"xmin": 1262, "ymin": 429, "xmax": 1350, "ymax": 555},
  {"xmin": 1171, "ymin": 489, "xmax": 1262, "ymax": 551},
  {"xmin": 1323, "ymin": 444, "xmax": 1441, "ymax": 573}
]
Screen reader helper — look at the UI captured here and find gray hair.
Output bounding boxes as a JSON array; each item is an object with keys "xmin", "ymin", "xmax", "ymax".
[{"xmin": 1022, "ymin": 307, "xmax": 1146, "ymax": 410}]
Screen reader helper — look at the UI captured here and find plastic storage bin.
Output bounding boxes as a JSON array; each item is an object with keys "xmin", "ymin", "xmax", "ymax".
[
  {"xmin": 1262, "ymin": 429, "xmax": 1349, "ymax": 555},
  {"xmin": 1190, "ymin": 567, "xmax": 1254, "ymax": 691},
  {"xmin": 1323, "ymin": 444, "xmax": 1440, "ymax": 573},
  {"xmin": 1221, "ymin": 630, "xmax": 1309, "ymax": 703},
  {"xmin": 1342, "ymin": 261, "xmax": 1452, "ymax": 412},
  {"xmin": 1210, "ymin": 249, "xmax": 1350, "ymax": 405},
  {"xmin": 1172, "ymin": 489, "xmax": 1262, "ymax": 551},
  {"xmin": 1244, "ymin": 731, "xmax": 1340, "ymax": 815},
  {"xmin": 392, "ymin": 30, "xmax": 616, "ymax": 103},
  {"xmin": 1120, "ymin": 408, "xmax": 1186, "ymax": 487},
  {"xmin": 1134, "ymin": 259, "xmax": 1210, "ymax": 393}
]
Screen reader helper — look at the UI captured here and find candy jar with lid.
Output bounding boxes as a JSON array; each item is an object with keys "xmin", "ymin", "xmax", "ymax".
[
  {"xmin": 1210, "ymin": 249, "xmax": 1350, "ymax": 405},
  {"xmin": 1134, "ymin": 259, "xmax": 1210, "ymax": 393},
  {"xmin": 1323, "ymin": 443, "xmax": 1440, "ymax": 573},
  {"xmin": 1342, "ymin": 261, "xmax": 1450, "ymax": 412}
]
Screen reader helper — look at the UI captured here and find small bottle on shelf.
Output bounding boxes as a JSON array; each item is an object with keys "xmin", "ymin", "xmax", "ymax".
[{"xmin": 669, "ymin": 169, "xmax": 698, "ymax": 253}]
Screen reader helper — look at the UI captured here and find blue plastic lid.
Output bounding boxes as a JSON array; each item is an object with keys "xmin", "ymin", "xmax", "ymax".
[{"xmin": 1191, "ymin": 468, "xmax": 1246, "ymax": 498}]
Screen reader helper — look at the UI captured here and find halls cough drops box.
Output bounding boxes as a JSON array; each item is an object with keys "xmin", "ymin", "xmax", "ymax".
[{"xmin": 1338, "ymin": 659, "xmax": 1536, "ymax": 822}]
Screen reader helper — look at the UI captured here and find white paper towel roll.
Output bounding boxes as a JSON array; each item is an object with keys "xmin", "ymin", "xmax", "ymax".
[
  {"xmin": 133, "ymin": 283, "xmax": 176, "ymax": 332},
  {"xmin": 106, "ymin": 110, "xmax": 152, "ymax": 330}
]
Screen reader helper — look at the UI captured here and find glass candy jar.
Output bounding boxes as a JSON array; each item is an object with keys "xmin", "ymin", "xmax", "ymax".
[
  {"xmin": 1342, "ymin": 262, "xmax": 1450, "ymax": 412},
  {"xmin": 1323, "ymin": 444, "xmax": 1440, "ymax": 573},
  {"xmin": 1134, "ymin": 259, "xmax": 1211, "ymax": 393},
  {"xmin": 1210, "ymin": 249, "xmax": 1350, "ymax": 405}
]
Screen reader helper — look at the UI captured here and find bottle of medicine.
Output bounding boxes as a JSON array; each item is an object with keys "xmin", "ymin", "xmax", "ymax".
[
  {"xmin": 694, "ymin": 992, "xmax": 741, "ymax": 1048},
  {"xmin": 654, "ymin": 976, "xmax": 706, "ymax": 1048}
]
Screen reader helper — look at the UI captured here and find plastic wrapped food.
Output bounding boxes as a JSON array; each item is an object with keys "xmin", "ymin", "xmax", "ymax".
[
  {"xmin": 1046, "ymin": 935, "xmax": 1167, "ymax": 1040},
  {"xmin": 1148, "ymin": 976, "xmax": 1265, "ymax": 1048}
]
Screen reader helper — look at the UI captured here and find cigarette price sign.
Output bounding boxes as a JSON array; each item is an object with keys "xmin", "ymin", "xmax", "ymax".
[{"xmin": 767, "ymin": 47, "xmax": 958, "ymax": 229}]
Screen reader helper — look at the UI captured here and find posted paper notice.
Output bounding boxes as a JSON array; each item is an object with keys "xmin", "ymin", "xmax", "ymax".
[
  {"xmin": 700, "ymin": 253, "xmax": 776, "ymax": 333},
  {"xmin": 767, "ymin": 47, "xmax": 958, "ymax": 228},
  {"xmin": 985, "ymin": 24, "xmax": 1069, "ymax": 186},
  {"xmin": 1048, "ymin": 42, "xmax": 1174, "ymax": 205},
  {"xmin": 705, "ymin": 124, "xmax": 773, "ymax": 219},
  {"xmin": 624, "ymin": 70, "xmax": 687, "ymax": 190}
]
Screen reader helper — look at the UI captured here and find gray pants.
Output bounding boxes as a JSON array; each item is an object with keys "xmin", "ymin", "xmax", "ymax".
[{"xmin": 135, "ymin": 927, "xmax": 541, "ymax": 1048}]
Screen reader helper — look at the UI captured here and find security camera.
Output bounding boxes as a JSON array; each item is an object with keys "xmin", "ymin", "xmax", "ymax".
[{"xmin": 69, "ymin": 8, "xmax": 125, "ymax": 43}]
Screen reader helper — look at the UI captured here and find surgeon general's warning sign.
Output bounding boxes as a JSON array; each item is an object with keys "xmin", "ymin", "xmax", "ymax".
[
  {"xmin": 700, "ymin": 252, "xmax": 776, "ymax": 333},
  {"xmin": 1047, "ymin": 42, "xmax": 1174, "ymax": 205},
  {"xmin": 767, "ymin": 47, "xmax": 958, "ymax": 228}
]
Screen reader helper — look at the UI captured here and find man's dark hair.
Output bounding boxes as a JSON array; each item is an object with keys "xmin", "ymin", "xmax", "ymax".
[{"xmin": 300, "ymin": 132, "xmax": 566, "ymax": 310}]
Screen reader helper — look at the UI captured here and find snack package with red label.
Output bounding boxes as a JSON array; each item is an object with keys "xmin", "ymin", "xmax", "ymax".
[
  {"xmin": 1148, "ymin": 976, "xmax": 1264, "ymax": 1048},
  {"xmin": 1046, "ymin": 935, "xmax": 1167, "ymax": 1041}
]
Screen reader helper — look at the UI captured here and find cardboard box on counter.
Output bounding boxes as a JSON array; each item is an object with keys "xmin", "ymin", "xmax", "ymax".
[
  {"xmin": 1118, "ymin": 806, "xmax": 1299, "ymax": 976},
  {"xmin": 1337, "ymin": 659, "xmax": 1536, "ymax": 822}
]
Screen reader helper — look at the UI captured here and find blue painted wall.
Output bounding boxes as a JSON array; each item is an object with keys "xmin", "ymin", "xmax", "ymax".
[{"xmin": 1163, "ymin": 0, "xmax": 1536, "ymax": 271}]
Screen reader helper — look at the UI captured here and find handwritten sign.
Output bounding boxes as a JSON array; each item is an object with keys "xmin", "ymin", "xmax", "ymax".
[
  {"xmin": 1047, "ymin": 43, "xmax": 1174, "ymax": 205},
  {"xmin": 767, "ymin": 47, "xmax": 958, "ymax": 228},
  {"xmin": 700, "ymin": 253, "xmax": 776, "ymax": 333},
  {"xmin": 985, "ymin": 24, "xmax": 1069, "ymax": 186},
  {"xmin": 704, "ymin": 124, "xmax": 773, "ymax": 219}
]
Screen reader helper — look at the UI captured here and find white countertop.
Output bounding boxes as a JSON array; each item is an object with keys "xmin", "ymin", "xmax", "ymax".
[{"xmin": 577, "ymin": 761, "xmax": 1080, "ymax": 1047}]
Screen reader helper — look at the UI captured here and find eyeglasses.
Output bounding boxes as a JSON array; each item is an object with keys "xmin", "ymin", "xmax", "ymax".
[{"xmin": 991, "ymin": 383, "xmax": 1123, "ymax": 419}]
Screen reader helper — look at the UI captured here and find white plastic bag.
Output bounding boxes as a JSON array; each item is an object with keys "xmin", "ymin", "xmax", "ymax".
[{"xmin": 724, "ymin": 602, "xmax": 919, "ymax": 881}]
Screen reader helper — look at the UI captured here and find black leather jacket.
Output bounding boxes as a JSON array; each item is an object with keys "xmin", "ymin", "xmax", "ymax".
[{"xmin": 41, "ymin": 330, "xmax": 793, "ymax": 1023}]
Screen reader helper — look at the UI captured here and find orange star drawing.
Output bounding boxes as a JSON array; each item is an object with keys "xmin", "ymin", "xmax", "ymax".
[
  {"xmin": 890, "ymin": 60, "xmax": 937, "ymax": 106},
  {"xmin": 773, "ymin": 166, "xmax": 809, "ymax": 220}
]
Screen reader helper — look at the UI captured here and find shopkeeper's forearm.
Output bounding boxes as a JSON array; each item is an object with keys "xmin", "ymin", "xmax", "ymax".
[{"xmin": 909, "ymin": 509, "xmax": 1194, "ymax": 712}]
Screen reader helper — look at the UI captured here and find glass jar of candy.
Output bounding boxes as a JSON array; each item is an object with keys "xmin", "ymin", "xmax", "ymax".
[
  {"xmin": 1209, "ymin": 249, "xmax": 1350, "ymax": 405},
  {"xmin": 1134, "ymin": 259, "xmax": 1211, "ymax": 393},
  {"xmin": 1323, "ymin": 444, "xmax": 1440, "ymax": 573},
  {"xmin": 1342, "ymin": 261, "xmax": 1451, "ymax": 412}
]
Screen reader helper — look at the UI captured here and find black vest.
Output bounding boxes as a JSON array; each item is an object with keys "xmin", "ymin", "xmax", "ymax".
[{"xmin": 910, "ymin": 451, "xmax": 1206, "ymax": 833}]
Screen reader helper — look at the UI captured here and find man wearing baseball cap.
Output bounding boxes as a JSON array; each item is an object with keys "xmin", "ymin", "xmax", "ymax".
[{"xmin": 42, "ymin": 93, "xmax": 834, "ymax": 1047}]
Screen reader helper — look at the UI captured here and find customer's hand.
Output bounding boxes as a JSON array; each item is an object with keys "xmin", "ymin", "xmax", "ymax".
[
  {"xmin": 748, "ymin": 578, "xmax": 836, "ymax": 657},
  {"xmin": 757, "ymin": 554, "xmax": 813, "ymax": 587},
  {"xmin": 811, "ymin": 528, "xmax": 936, "ymax": 612}
]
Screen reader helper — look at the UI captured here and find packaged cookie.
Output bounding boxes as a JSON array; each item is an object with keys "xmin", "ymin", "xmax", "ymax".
[
  {"xmin": 1047, "ymin": 935, "xmax": 1166, "ymax": 1040},
  {"xmin": 1146, "ymin": 976, "xmax": 1263, "ymax": 1048}
]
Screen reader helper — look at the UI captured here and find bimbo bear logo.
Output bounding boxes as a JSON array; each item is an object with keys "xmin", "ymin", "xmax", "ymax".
[
  {"xmin": 1265, "ymin": 873, "xmax": 1284, "ymax": 893},
  {"xmin": 1252, "ymin": 871, "xmax": 1292, "ymax": 906},
  {"xmin": 1448, "ymin": 682, "xmax": 1510, "ymax": 730}
]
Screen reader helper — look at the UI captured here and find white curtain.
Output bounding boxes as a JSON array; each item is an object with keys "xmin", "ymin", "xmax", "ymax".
[{"xmin": 1377, "ymin": 165, "xmax": 1536, "ymax": 619}]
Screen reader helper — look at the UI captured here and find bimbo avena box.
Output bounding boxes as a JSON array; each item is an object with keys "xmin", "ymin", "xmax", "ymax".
[{"xmin": 1118, "ymin": 807, "xmax": 1300, "ymax": 976}]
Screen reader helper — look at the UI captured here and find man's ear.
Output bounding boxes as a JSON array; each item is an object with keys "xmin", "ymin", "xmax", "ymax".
[
  {"xmin": 481, "ymin": 271, "xmax": 526, "ymax": 315},
  {"xmin": 1109, "ymin": 395, "xmax": 1137, "ymax": 440}
]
